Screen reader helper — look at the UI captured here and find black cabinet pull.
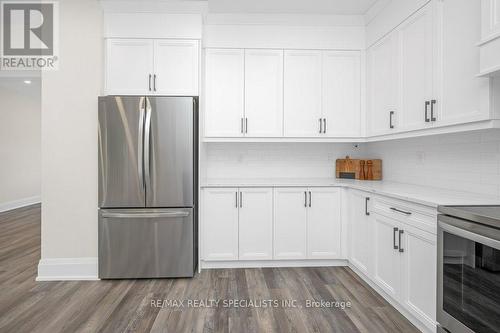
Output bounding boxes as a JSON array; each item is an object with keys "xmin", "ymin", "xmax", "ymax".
[
  {"xmin": 389, "ymin": 111, "xmax": 395, "ymax": 129},
  {"xmin": 153, "ymin": 74, "xmax": 157, "ymax": 91},
  {"xmin": 148, "ymin": 74, "xmax": 152, "ymax": 91},
  {"xmin": 241, "ymin": 118, "xmax": 244, "ymax": 134},
  {"xmin": 399, "ymin": 230, "xmax": 404, "ymax": 253},
  {"xmin": 240, "ymin": 192, "xmax": 242, "ymax": 208},
  {"xmin": 304, "ymin": 191, "xmax": 307, "ymax": 207},
  {"xmin": 425, "ymin": 101, "xmax": 430, "ymax": 122},
  {"xmin": 431, "ymin": 100, "xmax": 437, "ymax": 121},
  {"xmin": 309, "ymin": 191, "xmax": 312, "ymax": 207},
  {"xmin": 390, "ymin": 207, "xmax": 412, "ymax": 216},
  {"xmin": 365, "ymin": 197, "xmax": 370, "ymax": 216},
  {"xmin": 319, "ymin": 118, "xmax": 322, "ymax": 133},
  {"xmin": 393, "ymin": 227, "xmax": 399, "ymax": 250},
  {"xmin": 235, "ymin": 192, "xmax": 238, "ymax": 208},
  {"xmin": 323, "ymin": 118, "xmax": 327, "ymax": 134}
]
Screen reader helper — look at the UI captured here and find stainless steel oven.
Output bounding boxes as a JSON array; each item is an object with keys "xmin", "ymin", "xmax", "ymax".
[{"xmin": 437, "ymin": 206, "xmax": 500, "ymax": 333}]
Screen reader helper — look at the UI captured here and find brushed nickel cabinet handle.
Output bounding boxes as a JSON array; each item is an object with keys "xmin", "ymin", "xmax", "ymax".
[
  {"xmin": 431, "ymin": 100, "xmax": 437, "ymax": 121},
  {"xmin": 390, "ymin": 207, "xmax": 412, "ymax": 216},
  {"xmin": 425, "ymin": 101, "xmax": 430, "ymax": 122},
  {"xmin": 365, "ymin": 197, "xmax": 370, "ymax": 216},
  {"xmin": 399, "ymin": 230, "xmax": 404, "ymax": 253},
  {"xmin": 393, "ymin": 227, "xmax": 399, "ymax": 250}
]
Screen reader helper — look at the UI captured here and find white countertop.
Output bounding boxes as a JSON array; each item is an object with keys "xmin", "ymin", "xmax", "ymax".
[{"xmin": 201, "ymin": 178, "xmax": 500, "ymax": 208}]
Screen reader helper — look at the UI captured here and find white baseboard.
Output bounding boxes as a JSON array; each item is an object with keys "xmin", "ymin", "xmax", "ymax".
[
  {"xmin": 36, "ymin": 257, "xmax": 99, "ymax": 281},
  {"xmin": 201, "ymin": 259, "xmax": 348, "ymax": 269},
  {"xmin": 0, "ymin": 196, "xmax": 41, "ymax": 213}
]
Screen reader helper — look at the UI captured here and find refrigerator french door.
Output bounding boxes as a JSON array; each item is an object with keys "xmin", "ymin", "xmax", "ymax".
[{"xmin": 98, "ymin": 96, "xmax": 198, "ymax": 279}]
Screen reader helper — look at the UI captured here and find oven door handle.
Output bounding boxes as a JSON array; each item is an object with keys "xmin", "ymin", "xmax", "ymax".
[{"xmin": 438, "ymin": 215, "xmax": 500, "ymax": 250}]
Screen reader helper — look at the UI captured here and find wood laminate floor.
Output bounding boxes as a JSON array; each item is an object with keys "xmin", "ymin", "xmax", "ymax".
[{"xmin": 0, "ymin": 204, "xmax": 420, "ymax": 333}]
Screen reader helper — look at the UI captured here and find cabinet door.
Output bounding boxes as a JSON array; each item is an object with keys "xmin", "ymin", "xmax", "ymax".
[
  {"xmin": 244, "ymin": 49, "xmax": 284, "ymax": 137},
  {"xmin": 153, "ymin": 40, "xmax": 199, "ymax": 96},
  {"xmin": 274, "ymin": 188, "xmax": 307, "ymax": 259},
  {"xmin": 372, "ymin": 213, "xmax": 401, "ymax": 300},
  {"xmin": 400, "ymin": 224, "xmax": 437, "ymax": 330},
  {"xmin": 105, "ymin": 39, "xmax": 154, "ymax": 95},
  {"xmin": 203, "ymin": 188, "xmax": 239, "ymax": 261},
  {"xmin": 307, "ymin": 188, "xmax": 342, "ymax": 259},
  {"xmin": 205, "ymin": 49, "xmax": 244, "ymax": 137},
  {"xmin": 322, "ymin": 51, "xmax": 361, "ymax": 137},
  {"xmin": 348, "ymin": 190, "xmax": 373, "ymax": 276},
  {"xmin": 367, "ymin": 34, "xmax": 398, "ymax": 136},
  {"xmin": 398, "ymin": 5, "xmax": 434, "ymax": 131},
  {"xmin": 284, "ymin": 50, "xmax": 322, "ymax": 137},
  {"xmin": 238, "ymin": 188, "xmax": 273, "ymax": 260}
]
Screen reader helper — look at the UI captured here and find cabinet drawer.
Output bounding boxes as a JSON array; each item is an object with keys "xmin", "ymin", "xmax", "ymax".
[{"xmin": 371, "ymin": 196, "xmax": 437, "ymax": 234}]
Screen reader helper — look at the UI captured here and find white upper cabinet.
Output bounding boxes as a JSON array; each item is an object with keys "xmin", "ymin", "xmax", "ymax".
[
  {"xmin": 398, "ymin": 4, "xmax": 435, "ymax": 132},
  {"xmin": 480, "ymin": 0, "xmax": 500, "ymax": 76},
  {"xmin": 205, "ymin": 49, "xmax": 245, "ymax": 137},
  {"xmin": 273, "ymin": 188, "xmax": 308, "ymax": 259},
  {"xmin": 307, "ymin": 188, "xmax": 342, "ymax": 259},
  {"xmin": 367, "ymin": 34, "xmax": 399, "ymax": 136},
  {"xmin": 105, "ymin": 38, "xmax": 199, "ymax": 96},
  {"xmin": 153, "ymin": 40, "xmax": 199, "ymax": 96},
  {"xmin": 244, "ymin": 49, "xmax": 284, "ymax": 137},
  {"xmin": 284, "ymin": 50, "xmax": 323, "ymax": 137},
  {"xmin": 322, "ymin": 51, "xmax": 361, "ymax": 137},
  {"xmin": 482, "ymin": 0, "xmax": 500, "ymax": 40},
  {"xmin": 105, "ymin": 39, "xmax": 154, "ymax": 95},
  {"xmin": 202, "ymin": 188, "xmax": 239, "ymax": 261},
  {"xmin": 238, "ymin": 188, "xmax": 274, "ymax": 260}
]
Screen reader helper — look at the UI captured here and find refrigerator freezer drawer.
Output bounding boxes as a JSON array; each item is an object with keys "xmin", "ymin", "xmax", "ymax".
[{"xmin": 98, "ymin": 208, "xmax": 195, "ymax": 279}]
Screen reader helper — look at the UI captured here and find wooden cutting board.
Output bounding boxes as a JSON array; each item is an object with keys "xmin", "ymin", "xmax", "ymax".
[{"xmin": 336, "ymin": 156, "xmax": 382, "ymax": 180}]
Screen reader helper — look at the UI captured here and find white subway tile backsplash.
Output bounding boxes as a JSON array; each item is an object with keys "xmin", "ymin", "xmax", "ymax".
[
  {"xmin": 365, "ymin": 130, "xmax": 500, "ymax": 197},
  {"xmin": 204, "ymin": 131, "xmax": 500, "ymax": 198}
]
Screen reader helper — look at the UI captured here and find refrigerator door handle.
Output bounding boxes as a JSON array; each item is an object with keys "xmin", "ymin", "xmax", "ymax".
[
  {"xmin": 138, "ymin": 97, "xmax": 146, "ymax": 192},
  {"xmin": 144, "ymin": 98, "xmax": 152, "ymax": 196},
  {"xmin": 101, "ymin": 211, "xmax": 190, "ymax": 219}
]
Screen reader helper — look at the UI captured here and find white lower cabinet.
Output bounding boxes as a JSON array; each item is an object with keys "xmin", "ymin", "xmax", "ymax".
[
  {"xmin": 238, "ymin": 188, "xmax": 273, "ymax": 260},
  {"xmin": 307, "ymin": 188, "xmax": 342, "ymax": 259},
  {"xmin": 203, "ymin": 187, "xmax": 272, "ymax": 261},
  {"xmin": 273, "ymin": 188, "xmax": 308, "ymax": 259},
  {"xmin": 203, "ymin": 186, "xmax": 341, "ymax": 262},
  {"xmin": 372, "ymin": 213, "xmax": 401, "ymax": 300},
  {"xmin": 348, "ymin": 190, "xmax": 373, "ymax": 276},
  {"xmin": 349, "ymin": 191, "xmax": 437, "ymax": 332},
  {"xmin": 203, "ymin": 188, "xmax": 239, "ymax": 261},
  {"xmin": 400, "ymin": 223, "xmax": 437, "ymax": 330}
]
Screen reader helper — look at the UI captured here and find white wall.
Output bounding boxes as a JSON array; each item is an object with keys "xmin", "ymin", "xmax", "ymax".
[
  {"xmin": 204, "ymin": 143, "xmax": 364, "ymax": 180},
  {"xmin": 0, "ymin": 77, "xmax": 41, "ymax": 211},
  {"xmin": 365, "ymin": 131, "xmax": 500, "ymax": 197},
  {"xmin": 41, "ymin": 0, "xmax": 102, "ymax": 262}
]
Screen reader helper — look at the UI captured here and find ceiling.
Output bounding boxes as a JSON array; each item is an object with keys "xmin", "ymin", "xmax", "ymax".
[{"xmin": 207, "ymin": 0, "xmax": 379, "ymax": 15}]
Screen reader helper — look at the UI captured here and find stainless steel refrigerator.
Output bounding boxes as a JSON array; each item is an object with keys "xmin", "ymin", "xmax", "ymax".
[{"xmin": 98, "ymin": 96, "xmax": 198, "ymax": 279}]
